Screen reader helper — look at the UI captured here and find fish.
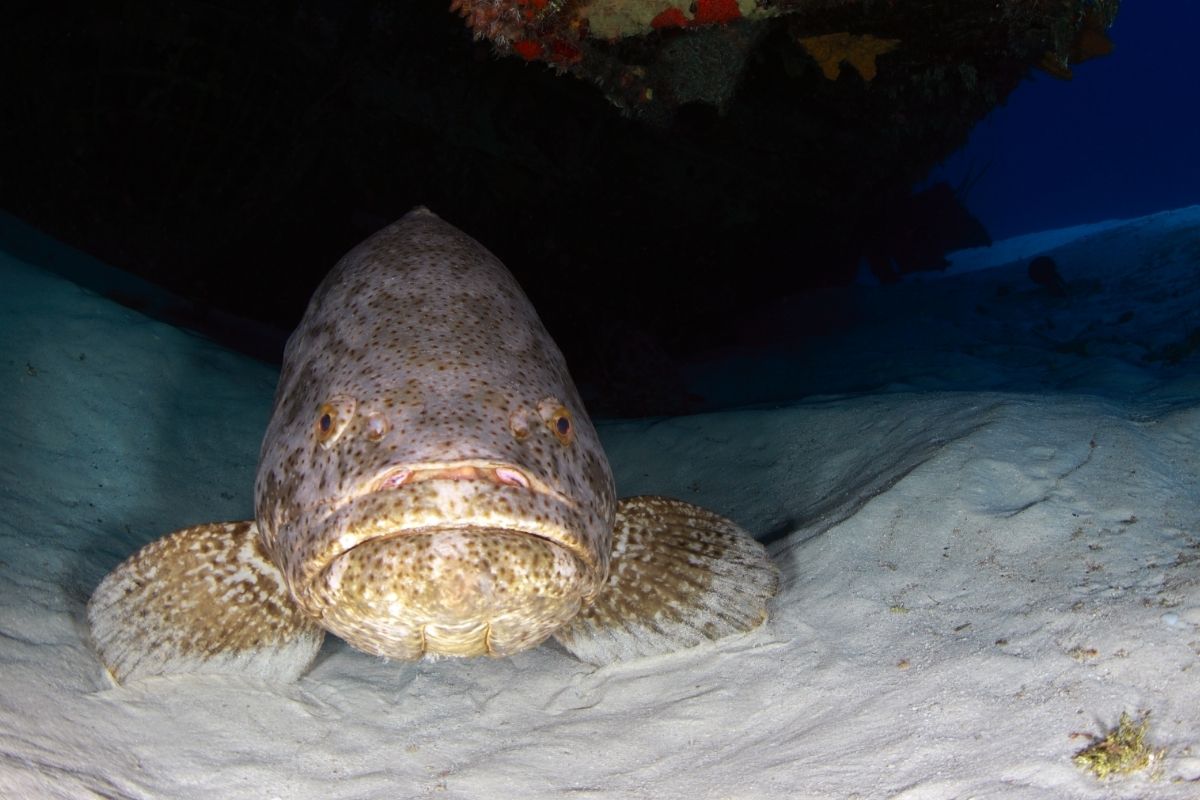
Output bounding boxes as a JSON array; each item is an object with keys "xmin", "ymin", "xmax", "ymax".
[{"xmin": 87, "ymin": 207, "xmax": 778, "ymax": 683}]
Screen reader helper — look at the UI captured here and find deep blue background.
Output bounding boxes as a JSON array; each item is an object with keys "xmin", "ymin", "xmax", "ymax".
[{"xmin": 929, "ymin": 3, "xmax": 1198, "ymax": 240}]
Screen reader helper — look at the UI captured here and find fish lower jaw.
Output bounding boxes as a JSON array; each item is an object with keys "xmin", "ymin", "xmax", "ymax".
[{"xmin": 305, "ymin": 527, "xmax": 596, "ymax": 660}]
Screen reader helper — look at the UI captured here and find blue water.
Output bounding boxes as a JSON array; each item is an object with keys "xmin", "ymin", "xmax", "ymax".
[{"xmin": 928, "ymin": 2, "xmax": 1199, "ymax": 240}]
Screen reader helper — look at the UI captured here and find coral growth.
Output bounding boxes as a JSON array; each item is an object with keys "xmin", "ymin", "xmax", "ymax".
[
  {"xmin": 796, "ymin": 32, "xmax": 900, "ymax": 81},
  {"xmin": 443, "ymin": 0, "xmax": 1116, "ymax": 119},
  {"xmin": 449, "ymin": 0, "xmax": 529, "ymax": 43},
  {"xmin": 450, "ymin": 0, "xmax": 585, "ymax": 67},
  {"xmin": 649, "ymin": 0, "xmax": 744, "ymax": 30},
  {"xmin": 450, "ymin": 0, "xmax": 758, "ymax": 55},
  {"xmin": 650, "ymin": 8, "xmax": 689, "ymax": 30},
  {"xmin": 691, "ymin": 0, "xmax": 743, "ymax": 26},
  {"xmin": 1037, "ymin": 8, "xmax": 1115, "ymax": 79},
  {"xmin": 582, "ymin": 0, "xmax": 761, "ymax": 39}
]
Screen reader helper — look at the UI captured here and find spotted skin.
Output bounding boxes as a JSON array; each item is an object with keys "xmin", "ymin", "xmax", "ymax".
[
  {"xmin": 87, "ymin": 522, "xmax": 324, "ymax": 683},
  {"xmin": 253, "ymin": 208, "xmax": 615, "ymax": 659},
  {"xmin": 87, "ymin": 208, "xmax": 777, "ymax": 683}
]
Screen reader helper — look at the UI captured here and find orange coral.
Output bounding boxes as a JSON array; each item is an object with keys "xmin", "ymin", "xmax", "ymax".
[
  {"xmin": 797, "ymin": 32, "xmax": 900, "ymax": 81},
  {"xmin": 1038, "ymin": 9, "xmax": 1115, "ymax": 80}
]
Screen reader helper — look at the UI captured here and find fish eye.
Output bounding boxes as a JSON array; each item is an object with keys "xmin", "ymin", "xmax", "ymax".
[
  {"xmin": 315, "ymin": 396, "xmax": 356, "ymax": 448},
  {"xmin": 538, "ymin": 398, "xmax": 574, "ymax": 445},
  {"xmin": 548, "ymin": 410, "xmax": 573, "ymax": 445}
]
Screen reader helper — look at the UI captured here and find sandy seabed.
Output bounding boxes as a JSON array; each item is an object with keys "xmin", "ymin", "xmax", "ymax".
[{"xmin": 2, "ymin": 208, "xmax": 1199, "ymax": 798}]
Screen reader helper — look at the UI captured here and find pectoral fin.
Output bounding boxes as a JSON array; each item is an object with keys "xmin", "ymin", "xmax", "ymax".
[
  {"xmin": 87, "ymin": 521, "xmax": 324, "ymax": 684},
  {"xmin": 554, "ymin": 496, "xmax": 778, "ymax": 664}
]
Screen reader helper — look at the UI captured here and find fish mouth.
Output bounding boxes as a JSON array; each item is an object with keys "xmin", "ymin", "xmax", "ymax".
[
  {"xmin": 370, "ymin": 461, "xmax": 544, "ymax": 494},
  {"xmin": 288, "ymin": 458, "xmax": 594, "ymax": 605},
  {"xmin": 283, "ymin": 458, "xmax": 607, "ymax": 641},
  {"xmin": 312, "ymin": 459, "xmax": 580, "ymax": 554}
]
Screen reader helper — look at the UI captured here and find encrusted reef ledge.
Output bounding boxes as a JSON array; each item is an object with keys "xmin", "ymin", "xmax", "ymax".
[{"xmin": 450, "ymin": 0, "xmax": 1118, "ymax": 119}]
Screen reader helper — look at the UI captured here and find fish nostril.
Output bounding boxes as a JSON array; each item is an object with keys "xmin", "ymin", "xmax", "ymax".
[
  {"xmin": 365, "ymin": 414, "xmax": 390, "ymax": 441},
  {"xmin": 509, "ymin": 409, "xmax": 530, "ymax": 440}
]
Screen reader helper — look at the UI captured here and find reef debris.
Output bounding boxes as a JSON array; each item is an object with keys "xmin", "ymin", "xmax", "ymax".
[{"xmin": 1073, "ymin": 711, "xmax": 1165, "ymax": 780}]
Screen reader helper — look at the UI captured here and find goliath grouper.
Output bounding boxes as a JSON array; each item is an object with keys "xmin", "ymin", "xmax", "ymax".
[{"xmin": 88, "ymin": 208, "xmax": 778, "ymax": 683}]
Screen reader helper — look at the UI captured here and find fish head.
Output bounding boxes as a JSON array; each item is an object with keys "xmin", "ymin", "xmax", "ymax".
[{"xmin": 254, "ymin": 209, "xmax": 616, "ymax": 660}]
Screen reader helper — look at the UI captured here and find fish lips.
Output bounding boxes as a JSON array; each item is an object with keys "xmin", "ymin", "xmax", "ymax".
[{"xmin": 286, "ymin": 467, "xmax": 603, "ymax": 603}]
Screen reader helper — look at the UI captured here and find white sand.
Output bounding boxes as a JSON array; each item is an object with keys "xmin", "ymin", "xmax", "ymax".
[{"xmin": 1, "ymin": 208, "xmax": 1199, "ymax": 798}]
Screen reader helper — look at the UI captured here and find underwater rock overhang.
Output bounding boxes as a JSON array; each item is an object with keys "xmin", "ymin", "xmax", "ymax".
[{"xmin": 450, "ymin": 0, "xmax": 1119, "ymax": 118}]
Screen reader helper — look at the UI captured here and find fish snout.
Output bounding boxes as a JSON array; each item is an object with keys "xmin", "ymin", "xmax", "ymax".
[{"xmin": 312, "ymin": 528, "xmax": 592, "ymax": 659}]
